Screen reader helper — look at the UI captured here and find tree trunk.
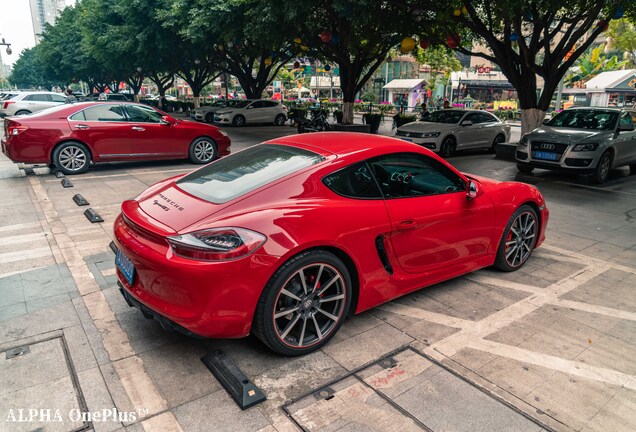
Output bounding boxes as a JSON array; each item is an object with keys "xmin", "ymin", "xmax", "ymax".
[
  {"xmin": 192, "ymin": 90, "xmax": 201, "ymax": 108},
  {"xmin": 520, "ymin": 109, "xmax": 546, "ymax": 137},
  {"xmin": 342, "ymin": 102, "xmax": 354, "ymax": 124}
]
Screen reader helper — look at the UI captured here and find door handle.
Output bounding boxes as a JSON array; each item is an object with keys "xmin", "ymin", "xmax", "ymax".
[
  {"xmin": 132, "ymin": 126, "xmax": 145, "ymax": 131},
  {"xmin": 395, "ymin": 220, "xmax": 416, "ymax": 230},
  {"xmin": 74, "ymin": 124, "xmax": 89, "ymax": 130}
]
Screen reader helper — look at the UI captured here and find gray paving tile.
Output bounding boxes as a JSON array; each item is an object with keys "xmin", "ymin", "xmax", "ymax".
[
  {"xmin": 0, "ymin": 301, "xmax": 79, "ymax": 342},
  {"xmin": 402, "ymin": 319, "xmax": 460, "ymax": 346},
  {"xmin": 115, "ymin": 309, "xmax": 187, "ymax": 355},
  {"xmin": 0, "ymin": 278, "xmax": 24, "ymax": 307},
  {"xmin": 77, "ymin": 367, "xmax": 122, "ymax": 432},
  {"xmin": 173, "ymin": 389, "xmax": 270, "ymax": 432},
  {"xmin": 581, "ymin": 387, "xmax": 636, "ymax": 432},
  {"xmin": 562, "ymin": 269, "xmax": 636, "ymax": 312},
  {"xmin": 26, "ymin": 292, "xmax": 72, "ymax": 313},
  {"xmin": 0, "ymin": 302, "xmax": 27, "ymax": 321}
]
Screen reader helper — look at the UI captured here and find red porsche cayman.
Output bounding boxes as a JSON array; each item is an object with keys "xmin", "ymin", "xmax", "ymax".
[{"xmin": 113, "ymin": 132, "xmax": 548, "ymax": 356}]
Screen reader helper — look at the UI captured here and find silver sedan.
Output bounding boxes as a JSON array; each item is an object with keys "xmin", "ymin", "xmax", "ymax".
[{"xmin": 395, "ymin": 109, "xmax": 511, "ymax": 157}]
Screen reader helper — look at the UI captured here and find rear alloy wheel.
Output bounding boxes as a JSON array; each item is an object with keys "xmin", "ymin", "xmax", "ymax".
[
  {"xmin": 592, "ymin": 151, "xmax": 612, "ymax": 184},
  {"xmin": 188, "ymin": 137, "xmax": 217, "ymax": 164},
  {"xmin": 275, "ymin": 114, "xmax": 287, "ymax": 126},
  {"xmin": 53, "ymin": 142, "xmax": 91, "ymax": 175},
  {"xmin": 494, "ymin": 205, "xmax": 538, "ymax": 272},
  {"xmin": 14, "ymin": 110, "xmax": 31, "ymax": 115},
  {"xmin": 232, "ymin": 115, "xmax": 246, "ymax": 127},
  {"xmin": 253, "ymin": 250, "xmax": 351, "ymax": 356},
  {"xmin": 490, "ymin": 134, "xmax": 505, "ymax": 153},
  {"xmin": 205, "ymin": 112, "xmax": 214, "ymax": 123},
  {"xmin": 439, "ymin": 136, "xmax": 456, "ymax": 158}
]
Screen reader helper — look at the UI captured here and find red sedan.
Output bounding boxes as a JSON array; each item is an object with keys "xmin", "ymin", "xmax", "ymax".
[
  {"xmin": 1, "ymin": 102, "xmax": 231, "ymax": 174},
  {"xmin": 113, "ymin": 133, "xmax": 549, "ymax": 356}
]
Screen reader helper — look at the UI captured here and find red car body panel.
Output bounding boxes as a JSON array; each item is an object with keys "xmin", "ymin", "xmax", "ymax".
[
  {"xmin": 113, "ymin": 133, "xmax": 549, "ymax": 338},
  {"xmin": 1, "ymin": 102, "xmax": 230, "ymax": 165}
]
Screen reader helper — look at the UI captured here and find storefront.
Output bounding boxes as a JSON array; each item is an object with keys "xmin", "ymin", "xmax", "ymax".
[
  {"xmin": 585, "ymin": 69, "xmax": 636, "ymax": 108},
  {"xmin": 382, "ymin": 79, "xmax": 427, "ymax": 111},
  {"xmin": 449, "ymin": 71, "xmax": 517, "ymax": 105}
]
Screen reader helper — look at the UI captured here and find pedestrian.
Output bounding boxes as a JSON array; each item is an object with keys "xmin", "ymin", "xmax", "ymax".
[
  {"xmin": 443, "ymin": 98, "xmax": 451, "ymax": 109},
  {"xmin": 65, "ymin": 88, "xmax": 77, "ymax": 103}
]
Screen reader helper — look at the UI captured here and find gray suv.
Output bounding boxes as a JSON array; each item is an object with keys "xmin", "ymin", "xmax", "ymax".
[{"xmin": 516, "ymin": 107, "xmax": 636, "ymax": 183}]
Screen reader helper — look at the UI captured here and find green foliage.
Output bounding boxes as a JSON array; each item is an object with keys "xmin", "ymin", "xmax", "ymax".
[
  {"xmin": 8, "ymin": 47, "xmax": 59, "ymax": 89},
  {"xmin": 413, "ymin": 46, "xmax": 462, "ymax": 77},
  {"xmin": 361, "ymin": 91, "xmax": 377, "ymax": 103},
  {"xmin": 605, "ymin": 19, "xmax": 636, "ymax": 67},
  {"xmin": 565, "ymin": 45, "xmax": 629, "ymax": 86},
  {"xmin": 393, "ymin": 113, "xmax": 417, "ymax": 127}
]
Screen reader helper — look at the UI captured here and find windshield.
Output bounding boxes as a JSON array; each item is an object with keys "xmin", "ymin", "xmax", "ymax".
[
  {"xmin": 547, "ymin": 110, "xmax": 618, "ymax": 131},
  {"xmin": 231, "ymin": 101, "xmax": 250, "ymax": 109},
  {"xmin": 426, "ymin": 110, "xmax": 466, "ymax": 124},
  {"xmin": 176, "ymin": 144, "xmax": 325, "ymax": 203}
]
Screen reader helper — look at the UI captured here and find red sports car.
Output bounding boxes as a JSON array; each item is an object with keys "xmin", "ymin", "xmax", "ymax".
[
  {"xmin": 1, "ymin": 102, "xmax": 231, "ymax": 174},
  {"xmin": 113, "ymin": 133, "xmax": 548, "ymax": 356}
]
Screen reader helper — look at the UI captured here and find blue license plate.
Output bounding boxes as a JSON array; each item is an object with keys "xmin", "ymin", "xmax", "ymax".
[
  {"xmin": 400, "ymin": 137, "xmax": 413, "ymax": 142},
  {"xmin": 115, "ymin": 248, "xmax": 136, "ymax": 285},
  {"xmin": 533, "ymin": 151, "xmax": 559, "ymax": 161}
]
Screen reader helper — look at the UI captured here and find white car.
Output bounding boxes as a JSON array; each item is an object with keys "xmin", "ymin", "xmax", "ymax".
[
  {"xmin": 395, "ymin": 109, "xmax": 511, "ymax": 157},
  {"xmin": 214, "ymin": 99, "xmax": 288, "ymax": 126},
  {"xmin": 0, "ymin": 91, "xmax": 69, "ymax": 117},
  {"xmin": 191, "ymin": 100, "xmax": 242, "ymax": 122}
]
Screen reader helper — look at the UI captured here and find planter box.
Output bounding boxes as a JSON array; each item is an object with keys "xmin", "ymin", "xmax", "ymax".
[
  {"xmin": 494, "ymin": 142, "xmax": 517, "ymax": 161},
  {"xmin": 332, "ymin": 124, "xmax": 371, "ymax": 133}
]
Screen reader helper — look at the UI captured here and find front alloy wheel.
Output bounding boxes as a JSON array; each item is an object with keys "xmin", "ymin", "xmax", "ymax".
[
  {"xmin": 253, "ymin": 251, "xmax": 351, "ymax": 355},
  {"xmin": 189, "ymin": 137, "xmax": 217, "ymax": 164},
  {"xmin": 494, "ymin": 205, "xmax": 538, "ymax": 272}
]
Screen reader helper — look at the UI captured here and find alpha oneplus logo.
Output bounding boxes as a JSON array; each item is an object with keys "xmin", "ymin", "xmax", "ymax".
[
  {"xmin": 5, "ymin": 408, "xmax": 148, "ymax": 423},
  {"xmin": 156, "ymin": 193, "xmax": 184, "ymax": 211},
  {"xmin": 153, "ymin": 200, "xmax": 170, "ymax": 211}
]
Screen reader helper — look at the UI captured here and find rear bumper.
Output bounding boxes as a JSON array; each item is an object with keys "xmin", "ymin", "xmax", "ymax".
[{"xmin": 112, "ymin": 213, "xmax": 278, "ymax": 338}]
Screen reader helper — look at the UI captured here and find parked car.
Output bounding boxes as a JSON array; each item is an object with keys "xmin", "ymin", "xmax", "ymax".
[
  {"xmin": 112, "ymin": 133, "xmax": 548, "ymax": 355},
  {"xmin": 395, "ymin": 109, "xmax": 511, "ymax": 157},
  {"xmin": 516, "ymin": 107, "xmax": 636, "ymax": 183},
  {"xmin": 192, "ymin": 100, "xmax": 241, "ymax": 123},
  {"xmin": 2, "ymin": 102, "xmax": 231, "ymax": 175},
  {"xmin": 0, "ymin": 91, "xmax": 69, "ymax": 117},
  {"xmin": 214, "ymin": 99, "xmax": 288, "ymax": 126},
  {"xmin": 0, "ymin": 91, "xmax": 20, "ymax": 101},
  {"xmin": 98, "ymin": 93, "xmax": 130, "ymax": 102}
]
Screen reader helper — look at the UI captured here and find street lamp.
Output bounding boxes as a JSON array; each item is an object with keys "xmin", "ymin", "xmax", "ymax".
[{"xmin": 1, "ymin": 38, "xmax": 12, "ymax": 55}]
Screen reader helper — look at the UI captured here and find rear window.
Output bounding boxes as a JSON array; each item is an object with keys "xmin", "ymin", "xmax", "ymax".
[{"xmin": 176, "ymin": 144, "xmax": 325, "ymax": 203}]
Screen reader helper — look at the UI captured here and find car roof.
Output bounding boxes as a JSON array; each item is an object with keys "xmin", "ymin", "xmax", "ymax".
[
  {"xmin": 266, "ymin": 132, "xmax": 424, "ymax": 159},
  {"xmin": 565, "ymin": 107, "xmax": 624, "ymax": 112}
]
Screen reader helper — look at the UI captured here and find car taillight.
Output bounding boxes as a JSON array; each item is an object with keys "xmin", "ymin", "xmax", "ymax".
[
  {"xmin": 167, "ymin": 227, "xmax": 266, "ymax": 261},
  {"xmin": 8, "ymin": 125, "xmax": 28, "ymax": 136},
  {"xmin": 282, "ymin": 105, "xmax": 288, "ymax": 111},
  {"xmin": 3, "ymin": 101, "xmax": 14, "ymax": 109}
]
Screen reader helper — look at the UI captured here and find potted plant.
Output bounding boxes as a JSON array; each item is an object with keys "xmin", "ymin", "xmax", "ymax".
[
  {"xmin": 363, "ymin": 113, "xmax": 383, "ymax": 134},
  {"xmin": 333, "ymin": 110, "xmax": 344, "ymax": 124},
  {"xmin": 393, "ymin": 113, "xmax": 417, "ymax": 128}
]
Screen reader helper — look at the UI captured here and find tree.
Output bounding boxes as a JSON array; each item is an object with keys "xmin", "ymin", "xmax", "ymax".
[
  {"xmin": 605, "ymin": 18, "xmax": 636, "ymax": 67},
  {"xmin": 265, "ymin": 0, "xmax": 425, "ymax": 123},
  {"xmin": 8, "ymin": 46, "xmax": 58, "ymax": 89},
  {"xmin": 162, "ymin": 0, "xmax": 294, "ymax": 100},
  {"xmin": 412, "ymin": 46, "xmax": 462, "ymax": 76},
  {"xmin": 427, "ymin": 0, "xmax": 636, "ymax": 135},
  {"xmin": 565, "ymin": 45, "xmax": 629, "ymax": 87}
]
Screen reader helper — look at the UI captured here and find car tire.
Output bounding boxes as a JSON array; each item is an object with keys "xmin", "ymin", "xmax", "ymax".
[
  {"xmin": 253, "ymin": 250, "xmax": 352, "ymax": 356},
  {"xmin": 490, "ymin": 134, "xmax": 506, "ymax": 153},
  {"xmin": 494, "ymin": 204, "xmax": 539, "ymax": 272},
  {"xmin": 517, "ymin": 163, "xmax": 534, "ymax": 174},
  {"xmin": 275, "ymin": 114, "xmax": 286, "ymax": 126},
  {"xmin": 592, "ymin": 151, "xmax": 612, "ymax": 184},
  {"xmin": 188, "ymin": 137, "xmax": 217, "ymax": 164},
  {"xmin": 439, "ymin": 136, "xmax": 456, "ymax": 158},
  {"xmin": 52, "ymin": 142, "xmax": 91, "ymax": 175},
  {"xmin": 14, "ymin": 110, "xmax": 31, "ymax": 115},
  {"xmin": 205, "ymin": 113, "xmax": 214, "ymax": 123},
  {"xmin": 232, "ymin": 115, "xmax": 246, "ymax": 127}
]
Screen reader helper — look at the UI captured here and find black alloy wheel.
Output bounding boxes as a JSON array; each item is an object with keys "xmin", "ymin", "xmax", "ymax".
[{"xmin": 494, "ymin": 205, "xmax": 539, "ymax": 272}]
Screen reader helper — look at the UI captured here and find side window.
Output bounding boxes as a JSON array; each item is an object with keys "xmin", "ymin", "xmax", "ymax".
[
  {"xmin": 323, "ymin": 162, "xmax": 382, "ymax": 199},
  {"xmin": 619, "ymin": 112, "xmax": 632, "ymax": 126},
  {"xmin": 69, "ymin": 110, "xmax": 86, "ymax": 121},
  {"xmin": 50, "ymin": 94, "xmax": 67, "ymax": 103},
  {"xmin": 250, "ymin": 101, "xmax": 264, "ymax": 109},
  {"xmin": 479, "ymin": 112, "xmax": 497, "ymax": 123},
  {"xmin": 369, "ymin": 153, "xmax": 465, "ymax": 198},
  {"xmin": 263, "ymin": 101, "xmax": 278, "ymax": 108},
  {"xmin": 24, "ymin": 94, "xmax": 50, "ymax": 102},
  {"xmin": 464, "ymin": 113, "xmax": 481, "ymax": 124},
  {"xmin": 82, "ymin": 105, "xmax": 127, "ymax": 122},
  {"xmin": 125, "ymin": 104, "xmax": 163, "ymax": 123}
]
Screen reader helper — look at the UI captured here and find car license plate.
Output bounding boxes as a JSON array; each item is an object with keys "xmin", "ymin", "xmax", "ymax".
[
  {"xmin": 401, "ymin": 138, "xmax": 413, "ymax": 142},
  {"xmin": 115, "ymin": 248, "xmax": 136, "ymax": 285},
  {"xmin": 533, "ymin": 151, "xmax": 559, "ymax": 161}
]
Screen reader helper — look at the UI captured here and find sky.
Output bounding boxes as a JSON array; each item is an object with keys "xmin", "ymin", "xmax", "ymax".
[{"xmin": 0, "ymin": 0, "xmax": 76, "ymax": 67}]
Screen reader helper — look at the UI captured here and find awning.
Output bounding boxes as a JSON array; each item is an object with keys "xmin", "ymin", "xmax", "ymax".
[{"xmin": 382, "ymin": 79, "xmax": 427, "ymax": 91}]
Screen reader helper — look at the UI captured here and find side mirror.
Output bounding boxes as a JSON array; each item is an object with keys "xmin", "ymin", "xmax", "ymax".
[
  {"xmin": 466, "ymin": 180, "xmax": 481, "ymax": 200},
  {"xmin": 617, "ymin": 123, "xmax": 635, "ymax": 132},
  {"xmin": 246, "ymin": 105, "xmax": 254, "ymax": 109},
  {"xmin": 461, "ymin": 120, "xmax": 473, "ymax": 126},
  {"xmin": 542, "ymin": 119, "xmax": 550, "ymax": 125},
  {"xmin": 160, "ymin": 115, "xmax": 175, "ymax": 126}
]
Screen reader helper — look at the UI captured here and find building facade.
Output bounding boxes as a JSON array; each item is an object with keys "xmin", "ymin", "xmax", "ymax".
[{"xmin": 29, "ymin": 0, "xmax": 65, "ymax": 42}]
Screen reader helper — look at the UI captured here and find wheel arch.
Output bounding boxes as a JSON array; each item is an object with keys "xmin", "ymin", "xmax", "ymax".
[{"xmin": 49, "ymin": 139, "xmax": 94, "ymax": 164}]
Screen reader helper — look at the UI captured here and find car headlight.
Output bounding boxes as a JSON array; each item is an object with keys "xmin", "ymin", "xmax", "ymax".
[
  {"xmin": 519, "ymin": 135, "xmax": 528, "ymax": 147},
  {"xmin": 572, "ymin": 143, "xmax": 599, "ymax": 151},
  {"xmin": 220, "ymin": 111, "xmax": 233, "ymax": 115},
  {"xmin": 422, "ymin": 132, "xmax": 441, "ymax": 138}
]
